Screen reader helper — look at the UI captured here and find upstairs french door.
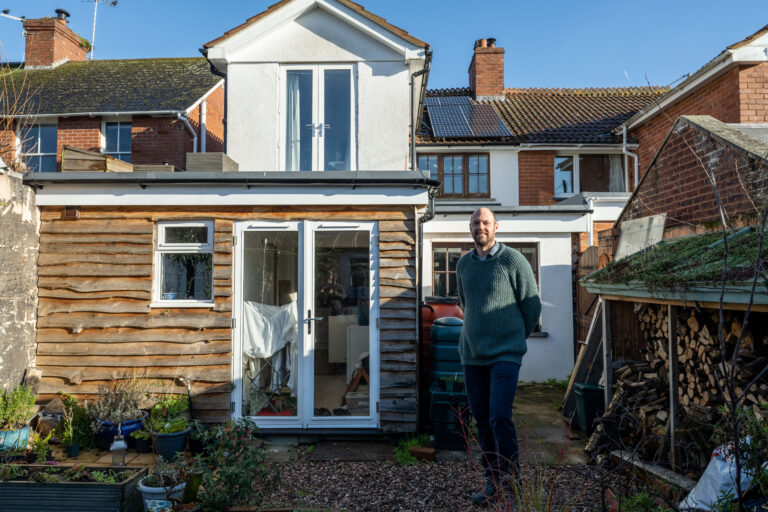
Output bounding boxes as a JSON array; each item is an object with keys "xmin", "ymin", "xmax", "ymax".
[
  {"xmin": 282, "ymin": 65, "xmax": 356, "ymax": 171},
  {"xmin": 233, "ymin": 220, "xmax": 379, "ymax": 429}
]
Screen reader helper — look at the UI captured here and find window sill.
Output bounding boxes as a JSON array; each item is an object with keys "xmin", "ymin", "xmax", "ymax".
[
  {"xmin": 149, "ymin": 301, "xmax": 215, "ymax": 309},
  {"xmin": 529, "ymin": 331, "xmax": 549, "ymax": 338}
]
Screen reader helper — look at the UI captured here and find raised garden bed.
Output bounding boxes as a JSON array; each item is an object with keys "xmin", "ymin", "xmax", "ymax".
[{"xmin": 0, "ymin": 464, "xmax": 147, "ymax": 512}]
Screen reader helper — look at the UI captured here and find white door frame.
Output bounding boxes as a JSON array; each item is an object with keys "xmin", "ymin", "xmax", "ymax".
[
  {"xmin": 279, "ymin": 64, "xmax": 357, "ymax": 172},
  {"xmin": 232, "ymin": 220, "xmax": 379, "ymax": 429}
]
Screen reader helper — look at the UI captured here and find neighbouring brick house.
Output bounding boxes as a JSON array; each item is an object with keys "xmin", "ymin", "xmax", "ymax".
[
  {"xmin": 620, "ymin": 24, "xmax": 768, "ymax": 178},
  {"xmin": 1, "ymin": 10, "xmax": 224, "ymax": 172},
  {"xmin": 416, "ymin": 38, "xmax": 665, "ymax": 381}
]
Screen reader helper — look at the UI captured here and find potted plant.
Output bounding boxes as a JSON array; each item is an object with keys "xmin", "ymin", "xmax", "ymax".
[
  {"xmin": 57, "ymin": 395, "xmax": 94, "ymax": 457},
  {"xmin": 130, "ymin": 428, "xmax": 152, "ymax": 454},
  {"xmin": 0, "ymin": 385, "xmax": 36, "ymax": 452},
  {"xmin": 28, "ymin": 431, "xmax": 52, "ymax": 463},
  {"xmin": 147, "ymin": 395, "xmax": 190, "ymax": 461},
  {"xmin": 187, "ymin": 420, "xmax": 208, "ymax": 456},
  {"xmin": 137, "ymin": 458, "xmax": 186, "ymax": 511},
  {"xmin": 87, "ymin": 379, "xmax": 147, "ymax": 450}
]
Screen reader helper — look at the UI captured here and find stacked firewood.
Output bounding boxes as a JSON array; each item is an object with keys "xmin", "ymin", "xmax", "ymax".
[{"xmin": 586, "ymin": 304, "xmax": 767, "ymax": 474}]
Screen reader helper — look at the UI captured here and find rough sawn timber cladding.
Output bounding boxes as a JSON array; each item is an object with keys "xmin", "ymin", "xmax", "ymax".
[{"xmin": 35, "ymin": 205, "xmax": 419, "ymax": 431}]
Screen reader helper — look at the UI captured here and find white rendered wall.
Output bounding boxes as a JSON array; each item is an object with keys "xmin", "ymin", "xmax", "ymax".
[
  {"xmin": 417, "ymin": 148, "xmax": 519, "ymax": 205},
  {"xmin": 423, "ymin": 218, "xmax": 575, "ymax": 382},
  {"xmin": 223, "ymin": 7, "xmax": 412, "ymax": 172}
]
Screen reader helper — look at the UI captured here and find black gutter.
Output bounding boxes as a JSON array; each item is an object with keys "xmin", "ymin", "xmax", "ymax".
[{"xmin": 23, "ymin": 171, "xmax": 441, "ymax": 189}]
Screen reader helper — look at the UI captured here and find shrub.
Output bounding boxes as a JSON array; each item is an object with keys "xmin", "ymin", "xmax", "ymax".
[
  {"xmin": 0, "ymin": 385, "xmax": 36, "ymax": 429},
  {"xmin": 394, "ymin": 434, "xmax": 433, "ymax": 466}
]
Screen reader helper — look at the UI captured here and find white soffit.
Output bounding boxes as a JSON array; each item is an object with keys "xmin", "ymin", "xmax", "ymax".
[{"xmin": 33, "ymin": 184, "xmax": 429, "ymax": 206}]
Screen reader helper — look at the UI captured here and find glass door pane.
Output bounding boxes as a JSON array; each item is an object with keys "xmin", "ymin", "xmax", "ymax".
[
  {"xmin": 286, "ymin": 70, "xmax": 313, "ymax": 171},
  {"xmin": 241, "ymin": 230, "xmax": 300, "ymax": 417},
  {"xmin": 313, "ymin": 230, "xmax": 370, "ymax": 417},
  {"xmin": 322, "ymin": 69, "xmax": 351, "ymax": 170}
]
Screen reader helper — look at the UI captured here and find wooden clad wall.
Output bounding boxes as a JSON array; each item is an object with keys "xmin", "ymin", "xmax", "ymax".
[{"xmin": 35, "ymin": 205, "xmax": 419, "ymax": 431}]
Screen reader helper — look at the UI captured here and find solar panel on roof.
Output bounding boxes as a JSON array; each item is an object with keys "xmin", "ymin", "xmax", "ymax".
[
  {"xmin": 427, "ymin": 103, "xmax": 513, "ymax": 138},
  {"xmin": 424, "ymin": 96, "xmax": 471, "ymax": 106}
]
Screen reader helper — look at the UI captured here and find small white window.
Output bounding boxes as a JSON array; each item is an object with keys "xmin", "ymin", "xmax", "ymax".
[
  {"xmin": 102, "ymin": 120, "xmax": 132, "ymax": 162},
  {"xmin": 153, "ymin": 221, "xmax": 214, "ymax": 306},
  {"xmin": 20, "ymin": 123, "xmax": 58, "ymax": 172}
]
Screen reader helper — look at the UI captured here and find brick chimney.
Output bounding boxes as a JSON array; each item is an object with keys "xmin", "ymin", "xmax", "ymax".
[
  {"xmin": 469, "ymin": 38, "xmax": 505, "ymax": 100},
  {"xmin": 23, "ymin": 9, "xmax": 89, "ymax": 68}
]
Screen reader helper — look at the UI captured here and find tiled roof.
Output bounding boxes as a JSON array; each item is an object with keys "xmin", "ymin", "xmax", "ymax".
[
  {"xmin": 418, "ymin": 86, "xmax": 667, "ymax": 145},
  {"xmin": 1, "ymin": 58, "xmax": 221, "ymax": 116}
]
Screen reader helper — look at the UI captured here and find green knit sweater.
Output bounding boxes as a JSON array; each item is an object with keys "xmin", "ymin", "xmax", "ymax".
[{"xmin": 456, "ymin": 243, "xmax": 542, "ymax": 366}]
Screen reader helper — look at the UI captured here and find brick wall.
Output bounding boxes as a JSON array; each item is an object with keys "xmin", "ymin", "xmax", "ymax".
[
  {"xmin": 739, "ymin": 62, "xmax": 768, "ymax": 123},
  {"xmin": 186, "ymin": 84, "xmax": 225, "ymax": 154},
  {"xmin": 469, "ymin": 46, "xmax": 505, "ymax": 98},
  {"xmin": 578, "ymin": 221, "xmax": 615, "ymax": 253},
  {"xmin": 518, "ymin": 150, "xmax": 555, "ymax": 205},
  {"xmin": 132, "ymin": 117, "xmax": 190, "ymax": 169},
  {"xmin": 56, "ymin": 118, "xmax": 101, "ymax": 170},
  {"xmin": 0, "ymin": 170, "xmax": 39, "ymax": 389},
  {"xmin": 23, "ymin": 18, "xmax": 88, "ymax": 68},
  {"xmin": 630, "ymin": 68, "xmax": 741, "ymax": 174},
  {"xmin": 621, "ymin": 118, "xmax": 768, "ymax": 230}
]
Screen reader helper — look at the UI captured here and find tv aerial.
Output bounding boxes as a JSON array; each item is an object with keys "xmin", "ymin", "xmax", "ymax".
[{"xmin": 82, "ymin": 0, "xmax": 118, "ymax": 60}]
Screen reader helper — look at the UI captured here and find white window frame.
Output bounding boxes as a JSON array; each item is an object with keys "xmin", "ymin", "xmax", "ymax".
[
  {"xmin": 554, "ymin": 152, "xmax": 629, "ymax": 198},
  {"xmin": 278, "ymin": 63, "xmax": 357, "ymax": 172},
  {"xmin": 101, "ymin": 117, "xmax": 132, "ymax": 162},
  {"xmin": 152, "ymin": 220, "xmax": 215, "ymax": 308},
  {"xmin": 17, "ymin": 121, "xmax": 58, "ymax": 172}
]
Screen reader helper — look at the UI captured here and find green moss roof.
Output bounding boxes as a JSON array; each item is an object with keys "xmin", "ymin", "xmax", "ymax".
[
  {"xmin": 583, "ymin": 228, "xmax": 767, "ymax": 289},
  {"xmin": 1, "ymin": 58, "xmax": 220, "ymax": 115}
]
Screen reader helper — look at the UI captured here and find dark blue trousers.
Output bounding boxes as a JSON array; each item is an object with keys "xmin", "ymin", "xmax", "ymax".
[{"xmin": 463, "ymin": 361, "xmax": 521, "ymax": 481}]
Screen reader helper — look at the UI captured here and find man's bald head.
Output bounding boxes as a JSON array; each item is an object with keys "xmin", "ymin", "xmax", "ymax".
[{"xmin": 469, "ymin": 207, "xmax": 498, "ymax": 253}]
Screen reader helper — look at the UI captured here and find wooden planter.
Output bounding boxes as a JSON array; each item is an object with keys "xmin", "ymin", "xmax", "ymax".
[{"xmin": 0, "ymin": 465, "xmax": 147, "ymax": 512}]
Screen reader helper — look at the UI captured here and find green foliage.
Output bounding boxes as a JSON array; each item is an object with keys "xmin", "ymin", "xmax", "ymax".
[
  {"xmin": 130, "ymin": 428, "xmax": 152, "ymax": 440},
  {"xmin": 713, "ymin": 404, "xmax": 768, "ymax": 499},
  {"xmin": 0, "ymin": 464, "xmax": 28, "ymax": 481},
  {"xmin": 191, "ymin": 418, "xmax": 275, "ymax": 510},
  {"xmin": 147, "ymin": 394, "xmax": 189, "ymax": 434},
  {"xmin": 394, "ymin": 434, "xmax": 432, "ymax": 466},
  {"xmin": 620, "ymin": 491, "xmax": 673, "ymax": 511},
  {"xmin": 78, "ymin": 37, "xmax": 91, "ymax": 51},
  {"xmin": 544, "ymin": 377, "xmax": 570, "ymax": 392},
  {"xmin": 30, "ymin": 431, "xmax": 52, "ymax": 463},
  {"xmin": 87, "ymin": 378, "xmax": 147, "ymax": 427},
  {"xmin": 711, "ymin": 489, "xmax": 737, "ymax": 512},
  {"xmin": 58, "ymin": 395, "xmax": 95, "ymax": 448},
  {"xmin": 0, "ymin": 385, "xmax": 36, "ymax": 429},
  {"xmin": 90, "ymin": 470, "xmax": 117, "ymax": 484}
]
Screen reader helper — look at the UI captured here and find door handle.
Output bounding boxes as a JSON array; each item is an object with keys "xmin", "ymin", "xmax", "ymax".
[{"xmin": 304, "ymin": 309, "xmax": 324, "ymax": 334}]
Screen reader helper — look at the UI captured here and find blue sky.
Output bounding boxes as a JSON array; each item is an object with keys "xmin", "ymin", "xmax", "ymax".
[{"xmin": 0, "ymin": 0, "xmax": 765, "ymax": 90}]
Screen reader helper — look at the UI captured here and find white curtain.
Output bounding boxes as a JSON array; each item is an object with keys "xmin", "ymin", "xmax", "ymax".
[
  {"xmin": 286, "ymin": 73, "xmax": 301, "ymax": 172},
  {"xmin": 609, "ymin": 154, "xmax": 625, "ymax": 192}
]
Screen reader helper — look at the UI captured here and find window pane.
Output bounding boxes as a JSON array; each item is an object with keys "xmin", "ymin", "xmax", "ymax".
[
  {"xmin": 468, "ymin": 156, "xmax": 478, "ymax": 173},
  {"xmin": 448, "ymin": 273, "xmax": 457, "ymax": 296},
  {"xmin": 39, "ymin": 155, "xmax": 57, "ymax": 173},
  {"xmin": 161, "ymin": 253, "xmax": 212, "ymax": 301},
  {"xmin": 418, "ymin": 156, "xmax": 429, "ymax": 172},
  {"xmin": 119, "ymin": 122, "xmax": 132, "ymax": 153},
  {"xmin": 25, "ymin": 155, "xmax": 40, "ymax": 172},
  {"xmin": 554, "ymin": 156, "xmax": 574, "ymax": 195},
  {"xmin": 433, "ymin": 273, "xmax": 446, "ymax": 297},
  {"xmin": 119, "ymin": 153, "xmax": 132, "ymax": 163},
  {"xmin": 447, "ymin": 248, "xmax": 461, "ymax": 271},
  {"xmin": 105, "ymin": 122, "xmax": 119, "ymax": 153},
  {"xmin": 20, "ymin": 126, "xmax": 37, "ymax": 154},
  {"xmin": 324, "ymin": 69, "xmax": 351, "ymax": 171},
  {"xmin": 469, "ymin": 174, "xmax": 478, "ymax": 193},
  {"xmin": 165, "ymin": 226, "xmax": 208, "ymax": 244},
  {"xmin": 453, "ymin": 175, "xmax": 463, "ymax": 194},
  {"xmin": 480, "ymin": 176, "xmax": 488, "ymax": 194},
  {"xmin": 39, "ymin": 125, "xmax": 57, "ymax": 154},
  {"xmin": 286, "ymin": 70, "xmax": 313, "ymax": 171},
  {"xmin": 433, "ymin": 249, "xmax": 446, "ymax": 271}
]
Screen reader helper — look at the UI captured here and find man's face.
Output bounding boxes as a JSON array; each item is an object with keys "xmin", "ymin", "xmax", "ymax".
[{"xmin": 470, "ymin": 209, "xmax": 498, "ymax": 248}]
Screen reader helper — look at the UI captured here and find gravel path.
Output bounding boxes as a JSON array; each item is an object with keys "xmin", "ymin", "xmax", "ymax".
[{"xmin": 259, "ymin": 459, "xmax": 635, "ymax": 511}]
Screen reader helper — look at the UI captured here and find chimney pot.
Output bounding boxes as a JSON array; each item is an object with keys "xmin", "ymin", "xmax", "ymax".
[
  {"xmin": 487, "ymin": 37, "xmax": 496, "ymax": 47},
  {"xmin": 55, "ymin": 8, "xmax": 70, "ymax": 21}
]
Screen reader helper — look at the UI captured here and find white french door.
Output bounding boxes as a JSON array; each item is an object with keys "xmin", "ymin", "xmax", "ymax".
[
  {"xmin": 282, "ymin": 64, "xmax": 356, "ymax": 171},
  {"xmin": 232, "ymin": 220, "xmax": 378, "ymax": 429}
]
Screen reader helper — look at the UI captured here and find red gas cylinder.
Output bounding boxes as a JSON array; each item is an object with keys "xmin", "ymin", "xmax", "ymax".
[{"xmin": 420, "ymin": 297, "xmax": 463, "ymax": 425}]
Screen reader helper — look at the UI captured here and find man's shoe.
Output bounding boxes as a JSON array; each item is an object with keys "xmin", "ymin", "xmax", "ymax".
[{"xmin": 471, "ymin": 481, "xmax": 497, "ymax": 506}]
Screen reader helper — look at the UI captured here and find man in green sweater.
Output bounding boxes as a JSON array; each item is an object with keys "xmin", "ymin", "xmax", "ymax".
[{"xmin": 457, "ymin": 207, "xmax": 541, "ymax": 506}]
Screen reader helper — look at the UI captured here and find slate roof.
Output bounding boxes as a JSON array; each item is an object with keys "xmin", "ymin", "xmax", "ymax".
[
  {"xmin": 418, "ymin": 86, "xmax": 667, "ymax": 145},
  {"xmin": 1, "ymin": 58, "xmax": 221, "ymax": 116}
]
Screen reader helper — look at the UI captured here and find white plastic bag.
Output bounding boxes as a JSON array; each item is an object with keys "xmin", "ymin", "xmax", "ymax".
[{"xmin": 679, "ymin": 442, "xmax": 754, "ymax": 511}]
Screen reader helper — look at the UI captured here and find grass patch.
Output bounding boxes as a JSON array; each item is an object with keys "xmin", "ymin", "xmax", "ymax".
[{"xmin": 394, "ymin": 434, "xmax": 433, "ymax": 466}]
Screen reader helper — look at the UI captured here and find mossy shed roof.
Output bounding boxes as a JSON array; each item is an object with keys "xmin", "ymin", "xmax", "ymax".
[
  {"xmin": 2, "ymin": 58, "xmax": 221, "ymax": 116},
  {"xmin": 583, "ymin": 228, "xmax": 767, "ymax": 289}
]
